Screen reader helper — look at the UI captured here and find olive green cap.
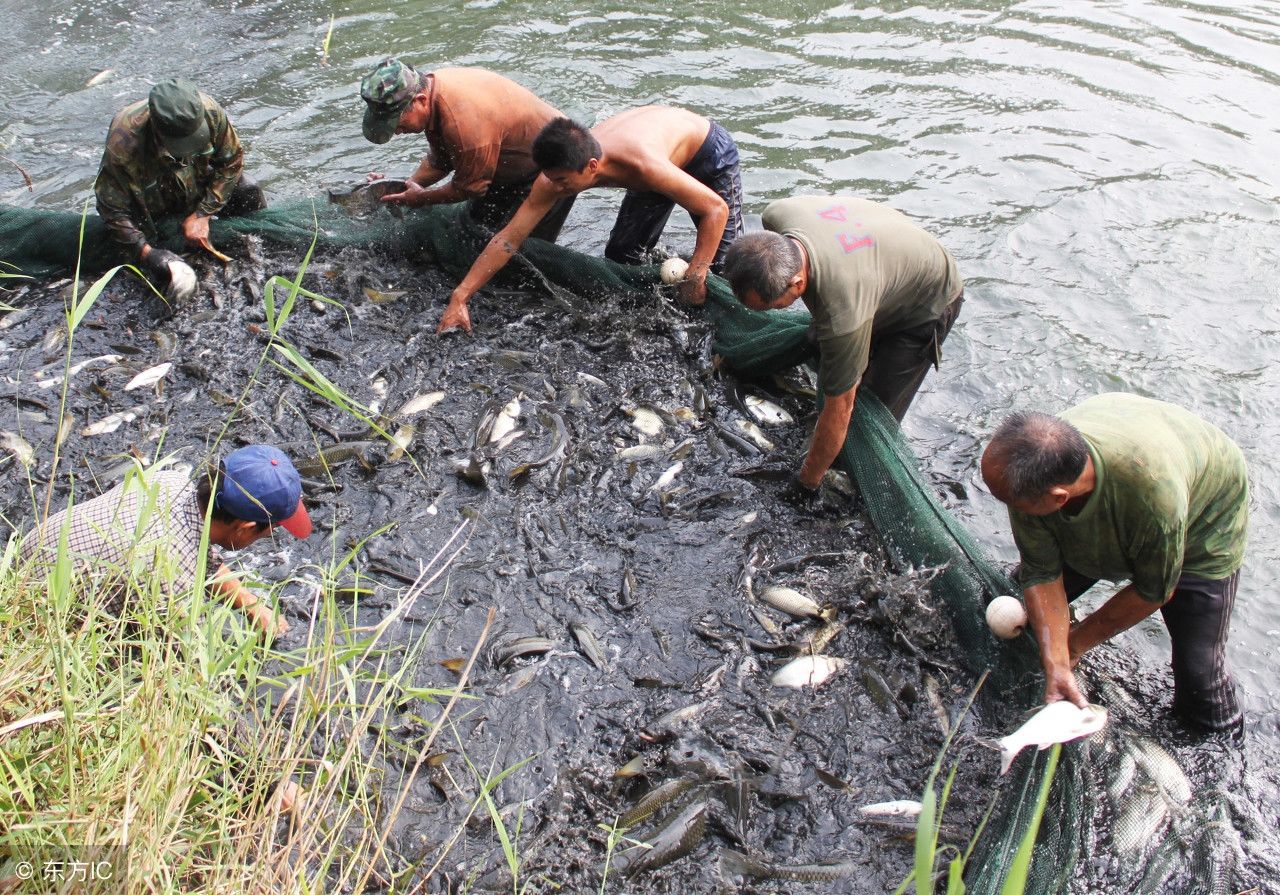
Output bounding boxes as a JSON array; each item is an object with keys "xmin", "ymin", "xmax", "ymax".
[
  {"xmin": 360, "ymin": 58, "xmax": 422, "ymax": 144},
  {"xmin": 148, "ymin": 78, "xmax": 211, "ymax": 157}
]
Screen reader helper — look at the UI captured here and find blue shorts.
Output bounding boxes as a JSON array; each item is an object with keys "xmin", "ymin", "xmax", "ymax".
[{"xmin": 604, "ymin": 120, "xmax": 745, "ymax": 272}]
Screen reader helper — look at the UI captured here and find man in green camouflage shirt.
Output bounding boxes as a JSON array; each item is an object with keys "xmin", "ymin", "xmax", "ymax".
[
  {"xmin": 94, "ymin": 78, "xmax": 265, "ymax": 293},
  {"xmin": 981, "ymin": 393, "xmax": 1249, "ymax": 735}
]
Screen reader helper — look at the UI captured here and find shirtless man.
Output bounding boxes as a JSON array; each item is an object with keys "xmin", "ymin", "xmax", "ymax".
[
  {"xmin": 359, "ymin": 59, "xmax": 574, "ymax": 239},
  {"xmin": 438, "ymin": 106, "xmax": 744, "ymax": 333}
]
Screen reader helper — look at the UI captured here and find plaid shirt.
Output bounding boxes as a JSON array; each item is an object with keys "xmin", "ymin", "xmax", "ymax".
[{"xmin": 22, "ymin": 469, "xmax": 217, "ymax": 613}]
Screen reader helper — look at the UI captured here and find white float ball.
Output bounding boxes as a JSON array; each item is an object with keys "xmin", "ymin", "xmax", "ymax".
[
  {"xmin": 660, "ymin": 257, "xmax": 690, "ymax": 284},
  {"xmin": 986, "ymin": 595, "xmax": 1027, "ymax": 639}
]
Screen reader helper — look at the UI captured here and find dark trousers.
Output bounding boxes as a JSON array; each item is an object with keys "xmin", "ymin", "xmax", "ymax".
[
  {"xmin": 862, "ymin": 293, "xmax": 964, "ymax": 422},
  {"xmin": 220, "ymin": 173, "xmax": 267, "ymax": 217},
  {"xmin": 468, "ymin": 177, "xmax": 576, "ymax": 243},
  {"xmin": 604, "ymin": 120, "xmax": 745, "ymax": 272},
  {"xmin": 1062, "ymin": 565, "xmax": 1242, "ymax": 733}
]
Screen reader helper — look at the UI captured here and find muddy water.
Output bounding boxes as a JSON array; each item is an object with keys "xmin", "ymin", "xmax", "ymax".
[{"xmin": 3, "ymin": 0, "xmax": 1280, "ymax": 891}]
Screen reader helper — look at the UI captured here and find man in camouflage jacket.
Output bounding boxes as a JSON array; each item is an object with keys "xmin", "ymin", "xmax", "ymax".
[{"xmin": 94, "ymin": 78, "xmax": 264, "ymax": 290}]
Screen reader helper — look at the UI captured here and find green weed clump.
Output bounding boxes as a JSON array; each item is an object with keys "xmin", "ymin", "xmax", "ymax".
[{"xmin": 0, "ymin": 513, "xmax": 492, "ymax": 894}]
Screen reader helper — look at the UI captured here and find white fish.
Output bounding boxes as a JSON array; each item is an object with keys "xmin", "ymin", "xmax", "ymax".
[
  {"xmin": 858, "ymin": 799, "xmax": 924, "ymax": 819},
  {"xmin": 86, "ymin": 68, "xmax": 115, "ymax": 87},
  {"xmin": 123, "ymin": 361, "xmax": 172, "ymax": 391},
  {"xmin": 1127, "ymin": 738, "xmax": 1192, "ymax": 805},
  {"xmin": 1112, "ymin": 783, "xmax": 1169, "ymax": 854},
  {"xmin": 577, "ymin": 371, "xmax": 607, "ymax": 388},
  {"xmin": 369, "ymin": 376, "xmax": 388, "ymax": 413},
  {"xmin": 998, "ymin": 702, "xmax": 1108, "ymax": 774},
  {"xmin": 734, "ymin": 418, "xmax": 775, "ymax": 451},
  {"xmin": 396, "ymin": 390, "xmax": 445, "ymax": 417},
  {"xmin": 745, "ymin": 395, "xmax": 794, "ymax": 425},
  {"xmin": 771, "ymin": 655, "xmax": 847, "ymax": 689},
  {"xmin": 490, "ymin": 428, "xmax": 525, "ymax": 454},
  {"xmin": 1, "ymin": 430, "xmax": 34, "ymax": 466},
  {"xmin": 648, "ymin": 461, "xmax": 683, "ymax": 493},
  {"xmin": 35, "ymin": 353, "xmax": 124, "ymax": 389},
  {"xmin": 82, "ymin": 408, "xmax": 140, "ymax": 436},
  {"xmin": 617, "ymin": 444, "xmax": 665, "ymax": 462},
  {"xmin": 488, "ymin": 394, "xmax": 522, "ymax": 444},
  {"xmin": 630, "ymin": 407, "xmax": 664, "ymax": 438},
  {"xmin": 387, "ymin": 423, "xmax": 416, "ymax": 462},
  {"xmin": 165, "ymin": 259, "xmax": 197, "ymax": 302},
  {"xmin": 758, "ymin": 585, "xmax": 827, "ymax": 620},
  {"xmin": 758, "ymin": 585, "xmax": 818, "ymax": 617}
]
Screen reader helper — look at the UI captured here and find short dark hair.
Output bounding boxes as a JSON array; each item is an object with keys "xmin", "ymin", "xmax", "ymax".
[
  {"xmin": 987, "ymin": 411, "xmax": 1089, "ymax": 503},
  {"xmin": 532, "ymin": 117, "xmax": 601, "ymax": 172},
  {"xmin": 196, "ymin": 463, "xmax": 270, "ymax": 530},
  {"xmin": 722, "ymin": 231, "xmax": 802, "ymax": 303}
]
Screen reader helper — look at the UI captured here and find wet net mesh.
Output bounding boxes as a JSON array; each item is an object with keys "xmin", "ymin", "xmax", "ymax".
[{"xmin": 0, "ymin": 199, "xmax": 1242, "ymax": 893}]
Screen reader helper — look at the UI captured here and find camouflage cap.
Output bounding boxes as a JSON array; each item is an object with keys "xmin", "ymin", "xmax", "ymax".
[
  {"xmin": 360, "ymin": 58, "xmax": 423, "ymax": 145},
  {"xmin": 148, "ymin": 78, "xmax": 212, "ymax": 158}
]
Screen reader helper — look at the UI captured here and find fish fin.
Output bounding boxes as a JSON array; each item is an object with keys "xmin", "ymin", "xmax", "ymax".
[{"xmin": 999, "ymin": 744, "xmax": 1019, "ymax": 776}]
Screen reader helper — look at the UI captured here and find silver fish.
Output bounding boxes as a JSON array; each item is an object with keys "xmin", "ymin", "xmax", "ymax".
[
  {"xmin": 35, "ymin": 353, "xmax": 124, "ymax": 389},
  {"xmin": 617, "ymin": 444, "xmax": 665, "ymax": 463},
  {"xmin": 734, "ymin": 418, "xmax": 775, "ymax": 451},
  {"xmin": 629, "ymin": 407, "xmax": 664, "ymax": 438},
  {"xmin": 648, "ymin": 461, "xmax": 683, "ymax": 493},
  {"xmin": 998, "ymin": 702, "xmax": 1108, "ymax": 775},
  {"xmin": 396, "ymin": 390, "xmax": 445, "ymax": 417},
  {"xmin": 362, "ymin": 286, "xmax": 406, "ymax": 304},
  {"xmin": 165, "ymin": 259, "xmax": 197, "ymax": 302},
  {"xmin": 570, "ymin": 623, "xmax": 608, "ymax": 671},
  {"xmin": 771, "ymin": 655, "xmax": 847, "ymax": 689},
  {"xmin": 452, "ymin": 455, "xmax": 491, "ymax": 487},
  {"xmin": 642, "ymin": 700, "xmax": 709, "ymax": 741},
  {"xmin": 745, "ymin": 395, "xmax": 794, "ymax": 425},
  {"xmin": 0, "ymin": 430, "xmax": 35, "ymax": 466},
  {"xmin": 758, "ymin": 585, "xmax": 834, "ymax": 621},
  {"xmin": 82, "ymin": 407, "xmax": 141, "ymax": 436},
  {"xmin": 386, "ymin": 422, "xmax": 416, "ymax": 462},
  {"xmin": 493, "ymin": 635, "xmax": 556, "ymax": 667},
  {"xmin": 859, "ymin": 799, "xmax": 923, "ymax": 819},
  {"xmin": 123, "ymin": 361, "xmax": 172, "ymax": 391},
  {"xmin": 488, "ymin": 394, "xmax": 522, "ymax": 444},
  {"xmin": 85, "ymin": 68, "xmax": 114, "ymax": 87},
  {"xmin": 577, "ymin": 371, "xmax": 607, "ymax": 388}
]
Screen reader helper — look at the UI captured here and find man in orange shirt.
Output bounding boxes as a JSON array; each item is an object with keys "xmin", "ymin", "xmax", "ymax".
[{"xmin": 360, "ymin": 58, "xmax": 573, "ymax": 240}]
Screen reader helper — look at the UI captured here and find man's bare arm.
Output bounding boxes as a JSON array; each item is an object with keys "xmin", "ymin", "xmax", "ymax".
[
  {"xmin": 798, "ymin": 386, "xmax": 858, "ymax": 488},
  {"xmin": 210, "ymin": 562, "xmax": 287, "ymax": 638},
  {"xmin": 438, "ymin": 180, "xmax": 559, "ymax": 333},
  {"xmin": 1023, "ymin": 576, "xmax": 1085, "ymax": 707},
  {"xmin": 636, "ymin": 162, "xmax": 727, "ymax": 303},
  {"xmin": 1068, "ymin": 582, "xmax": 1168, "ymax": 663}
]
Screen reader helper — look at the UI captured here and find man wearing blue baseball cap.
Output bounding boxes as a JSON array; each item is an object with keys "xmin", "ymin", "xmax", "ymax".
[{"xmin": 23, "ymin": 444, "xmax": 311, "ymax": 639}]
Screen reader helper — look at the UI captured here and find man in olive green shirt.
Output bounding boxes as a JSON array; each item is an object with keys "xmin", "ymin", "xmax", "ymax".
[
  {"xmin": 723, "ymin": 196, "xmax": 963, "ymax": 493},
  {"xmin": 981, "ymin": 393, "xmax": 1248, "ymax": 734}
]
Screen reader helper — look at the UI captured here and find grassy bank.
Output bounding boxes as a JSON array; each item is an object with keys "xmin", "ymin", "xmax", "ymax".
[{"xmin": 0, "ymin": 507, "xmax": 500, "ymax": 894}]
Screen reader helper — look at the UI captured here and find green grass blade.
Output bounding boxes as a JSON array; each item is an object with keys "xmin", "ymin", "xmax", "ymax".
[
  {"xmin": 914, "ymin": 779, "xmax": 937, "ymax": 895},
  {"xmin": 999, "ymin": 744, "xmax": 1062, "ymax": 895}
]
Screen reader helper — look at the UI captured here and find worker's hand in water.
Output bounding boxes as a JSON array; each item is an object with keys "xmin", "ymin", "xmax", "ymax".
[
  {"xmin": 381, "ymin": 180, "xmax": 426, "ymax": 206},
  {"xmin": 246, "ymin": 603, "xmax": 289, "ymax": 640},
  {"xmin": 783, "ymin": 474, "xmax": 838, "ymax": 517},
  {"xmin": 437, "ymin": 293, "xmax": 473, "ymax": 334},
  {"xmin": 181, "ymin": 212, "xmax": 211, "ymax": 246},
  {"xmin": 679, "ymin": 269, "xmax": 707, "ymax": 306},
  {"xmin": 142, "ymin": 247, "xmax": 182, "ymax": 282},
  {"xmin": 1044, "ymin": 668, "xmax": 1088, "ymax": 709}
]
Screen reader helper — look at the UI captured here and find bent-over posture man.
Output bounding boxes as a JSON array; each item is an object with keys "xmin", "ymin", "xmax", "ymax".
[
  {"xmin": 23, "ymin": 444, "xmax": 311, "ymax": 639},
  {"xmin": 439, "ymin": 106, "xmax": 744, "ymax": 333},
  {"xmin": 95, "ymin": 78, "xmax": 265, "ymax": 296},
  {"xmin": 981, "ymin": 394, "xmax": 1248, "ymax": 735},
  {"xmin": 359, "ymin": 59, "xmax": 575, "ymax": 238},
  {"xmin": 723, "ymin": 196, "xmax": 963, "ymax": 492}
]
